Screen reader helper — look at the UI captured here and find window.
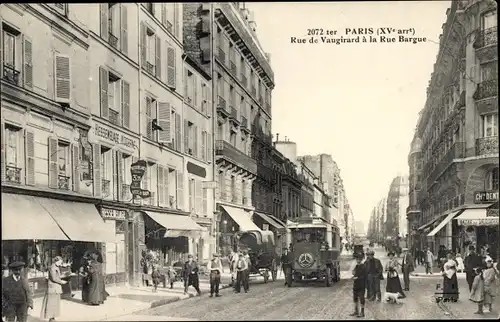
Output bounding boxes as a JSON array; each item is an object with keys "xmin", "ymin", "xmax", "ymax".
[
  {"xmin": 55, "ymin": 141, "xmax": 71, "ymax": 190},
  {"xmin": 230, "ymin": 131, "xmax": 237, "ymax": 147},
  {"xmin": 231, "ymin": 176, "xmax": 237, "ymax": 203},
  {"xmin": 144, "ymin": 3, "xmax": 154, "ymax": 15},
  {"xmin": 119, "ymin": 153, "xmax": 133, "ymax": 201},
  {"xmin": 482, "ymin": 11, "xmax": 497, "ymax": 30},
  {"xmin": 486, "ymin": 168, "xmax": 499, "ymax": 191},
  {"xmin": 100, "ymin": 4, "xmax": 128, "ymax": 54},
  {"xmin": 147, "ymin": 30, "xmax": 156, "ymax": 75},
  {"xmin": 3, "ymin": 29, "xmax": 15, "ymax": 67},
  {"xmin": 99, "ymin": 67, "xmax": 130, "ymax": 128},
  {"xmin": 201, "ymin": 131, "xmax": 207, "ymax": 161},
  {"xmin": 168, "ymin": 168, "xmax": 177, "ymax": 207},
  {"xmin": 100, "ymin": 146, "xmax": 113, "ymax": 197},
  {"xmin": 4, "ymin": 125, "xmax": 23, "ymax": 184},
  {"xmin": 241, "ymin": 136, "xmax": 247, "ymax": 155},
  {"xmin": 188, "ymin": 178, "xmax": 195, "ymax": 212},
  {"xmin": 2, "ymin": 24, "xmax": 26, "ymax": 87},
  {"xmin": 242, "ymin": 180, "xmax": 246, "ymax": 204},
  {"xmin": 482, "ymin": 114, "xmax": 498, "ymax": 137},
  {"xmin": 480, "ymin": 62, "xmax": 497, "ymax": 82},
  {"xmin": 108, "ymin": 4, "xmax": 120, "ymax": 49},
  {"xmin": 218, "ymin": 171, "xmax": 225, "ymax": 200},
  {"xmin": 184, "ymin": 121, "xmax": 196, "ymax": 156},
  {"xmin": 145, "ymin": 96, "xmax": 171, "ymax": 143}
]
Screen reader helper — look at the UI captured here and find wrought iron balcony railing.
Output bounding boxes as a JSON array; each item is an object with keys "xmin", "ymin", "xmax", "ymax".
[
  {"xmin": 58, "ymin": 175, "xmax": 70, "ymax": 190},
  {"xmin": 217, "ymin": 47, "xmax": 226, "ymax": 64},
  {"xmin": 3, "ymin": 63, "xmax": 20, "ymax": 85},
  {"xmin": 5, "ymin": 165, "xmax": 22, "ymax": 183},
  {"xmin": 102, "ymin": 179, "xmax": 111, "ymax": 196},
  {"xmin": 241, "ymin": 74, "xmax": 247, "ymax": 87},
  {"xmin": 426, "ymin": 142, "xmax": 465, "ymax": 188},
  {"xmin": 121, "ymin": 184, "xmax": 132, "ymax": 201},
  {"xmin": 473, "ymin": 26, "xmax": 497, "ymax": 49},
  {"xmin": 109, "ymin": 109, "xmax": 120, "ymax": 125},
  {"xmin": 145, "ymin": 62, "xmax": 155, "ymax": 75},
  {"xmin": 215, "ymin": 140, "xmax": 257, "ymax": 174},
  {"xmin": 476, "ymin": 136, "xmax": 499, "ymax": 156},
  {"xmin": 473, "ymin": 79, "xmax": 498, "ymax": 100},
  {"xmin": 230, "ymin": 61, "xmax": 237, "ymax": 75},
  {"xmin": 108, "ymin": 32, "xmax": 119, "ymax": 49}
]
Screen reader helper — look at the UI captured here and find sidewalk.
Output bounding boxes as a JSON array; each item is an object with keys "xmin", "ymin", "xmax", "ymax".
[{"xmin": 28, "ymin": 273, "xmax": 233, "ymax": 322}]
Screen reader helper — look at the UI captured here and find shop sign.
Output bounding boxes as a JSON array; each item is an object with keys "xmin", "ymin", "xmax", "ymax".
[
  {"xmin": 100, "ymin": 207, "xmax": 127, "ymax": 221},
  {"xmin": 94, "ymin": 123, "xmax": 137, "ymax": 150},
  {"xmin": 130, "ymin": 160, "xmax": 151, "ymax": 198},
  {"xmin": 474, "ymin": 191, "xmax": 498, "ymax": 204},
  {"xmin": 457, "ymin": 218, "xmax": 499, "ymax": 226}
]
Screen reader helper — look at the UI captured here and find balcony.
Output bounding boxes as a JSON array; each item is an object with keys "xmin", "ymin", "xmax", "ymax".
[
  {"xmin": 5, "ymin": 166, "xmax": 22, "ymax": 184},
  {"xmin": 473, "ymin": 79, "xmax": 498, "ymax": 101},
  {"xmin": 215, "ymin": 140, "xmax": 257, "ymax": 174},
  {"xmin": 108, "ymin": 32, "xmax": 119, "ymax": 49},
  {"xmin": 476, "ymin": 136, "xmax": 499, "ymax": 156},
  {"xmin": 426, "ymin": 142, "xmax": 465, "ymax": 188},
  {"xmin": 229, "ymin": 106, "xmax": 240, "ymax": 125},
  {"xmin": 217, "ymin": 96, "xmax": 229, "ymax": 116},
  {"xmin": 217, "ymin": 47, "xmax": 226, "ymax": 65},
  {"xmin": 145, "ymin": 62, "xmax": 155, "ymax": 75},
  {"xmin": 473, "ymin": 27, "xmax": 497, "ymax": 49},
  {"xmin": 121, "ymin": 184, "xmax": 132, "ymax": 201},
  {"xmin": 58, "ymin": 175, "xmax": 70, "ymax": 190},
  {"xmin": 241, "ymin": 116, "xmax": 251, "ymax": 134},
  {"xmin": 109, "ymin": 109, "xmax": 120, "ymax": 125},
  {"xmin": 230, "ymin": 61, "xmax": 237, "ymax": 75},
  {"xmin": 240, "ymin": 74, "xmax": 247, "ymax": 87},
  {"xmin": 3, "ymin": 64, "xmax": 20, "ymax": 85},
  {"xmin": 102, "ymin": 179, "xmax": 111, "ymax": 197}
]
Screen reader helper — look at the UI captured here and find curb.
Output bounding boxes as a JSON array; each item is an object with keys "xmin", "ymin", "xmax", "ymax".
[{"xmin": 149, "ymin": 283, "xmax": 233, "ymax": 309}]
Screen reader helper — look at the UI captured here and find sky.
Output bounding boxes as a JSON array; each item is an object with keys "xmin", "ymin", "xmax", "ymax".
[{"xmin": 246, "ymin": 1, "xmax": 451, "ymax": 226}]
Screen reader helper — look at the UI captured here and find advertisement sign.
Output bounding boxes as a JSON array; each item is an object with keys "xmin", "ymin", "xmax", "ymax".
[
  {"xmin": 130, "ymin": 160, "xmax": 151, "ymax": 199},
  {"xmin": 100, "ymin": 207, "xmax": 127, "ymax": 221},
  {"xmin": 474, "ymin": 191, "xmax": 499, "ymax": 204},
  {"xmin": 458, "ymin": 218, "xmax": 499, "ymax": 227}
]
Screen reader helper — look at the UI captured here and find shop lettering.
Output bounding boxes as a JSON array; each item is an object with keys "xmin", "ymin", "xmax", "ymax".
[
  {"xmin": 101, "ymin": 208, "xmax": 127, "ymax": 220},
  {"xmin": 474, "ymin": 191, "xmax": 499, "ymax": 203},
  {"xmin": 458, "ymin": 218, "xmax": 499, "ymax": 226},
  {"xmin": 94, "ymin": 124, "xmax": 136, "ymax": 149}
]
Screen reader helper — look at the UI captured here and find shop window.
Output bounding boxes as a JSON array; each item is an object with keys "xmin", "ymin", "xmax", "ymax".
[
  {"xmin": 486, "ymin": 168, "xmax": 499, "ymax": 191},
  {"xmin": 4, "ymin": 124, "xmax": 23, "ymax": 184}
]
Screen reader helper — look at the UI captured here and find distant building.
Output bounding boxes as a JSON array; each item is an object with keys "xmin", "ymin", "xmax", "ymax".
[
  {"xmin": 354, "ymin": 220, "xmax": 365, "ymax": 236},
  {"xmin": 385, "ymin": 176, "xmax": 409, "ymax": 240}
]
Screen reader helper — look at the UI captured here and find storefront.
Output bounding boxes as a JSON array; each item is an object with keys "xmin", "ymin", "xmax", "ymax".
[
  {"xmin": 217, "ymin": 205, "xmax": 262, "ymax": 256},
  {"xmin": 1, "ymin": 192, "xmax": 116, "ymax": 296},
  {"xmin": 252, "ymin": 212, "xmax": 287, "ymax": 255}
]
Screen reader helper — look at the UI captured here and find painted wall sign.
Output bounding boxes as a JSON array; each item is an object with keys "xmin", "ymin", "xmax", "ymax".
[
  {"xmin": 474, "ymin": 191, "xmax": 499, "ymax": 203},
  {"xmin": 458, "ymin": 218, "xmax": 499, "ymax": 226},
  {"xmin": 130, "ymin": 160, "xmax": 151, "ymax": 198},
  {"xmin": 94, "ymin": 123, "xmax": 137, "ymax": 149},
  {"xmin": 187, "ymin": 162, "xmax": 207, "ymax": 178},
  {"xmin": 101, "ymin": 207, "xmax": 127, "ymax": 221}
]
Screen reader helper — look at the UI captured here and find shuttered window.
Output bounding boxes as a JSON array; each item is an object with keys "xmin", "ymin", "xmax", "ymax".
[
  {"xmin": 166, "ymin": 46, "xmax": 176, "ymax": 89},
  {"xmin": 121, "ymin": 80, "xmax": 130, "ymax": 128},
  {"xmin": 23, "ymin": 36, "xmax": 33, "ymax": 90},
  {"xmin": 195, "ymin": 180, "xmax": 203, "ymax": 214},
  {"xmin": 54, "ymin": 54, "xmax": 71, "ymax": 103},
  {"xmin": 102, "ymin": 4, "xmax": 128, "ymax": 54},
  {"xmin": 174, "ymin": 112, "xmax": 182, "ymax": 152},
  {"xmin": 202, "ymin": 187, "xmax": 208, "ymax": 215},
  {"xmin": 176, "ymin": 170, "xmax": 184, "ymax": 210},
  {"xmin": 157, "ymin": 102, "xmax": 171, "ymax": 143},
  {"xmin": 201, "ymin": 131, "xmax": 207, "ymax": 161},
  {"xmin": 207, "ymin": 133, "xmax": 212, "ymax": 163}
]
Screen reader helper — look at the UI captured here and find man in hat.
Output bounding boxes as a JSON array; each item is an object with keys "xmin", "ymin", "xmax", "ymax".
[
  {"xmin": 206, "ymin": 253, "xmax": 223, "ymax": 297},
  {"xmin": 183, "ymin": 254, "xmax": 201, "ymax": 296},
  {"xmin": 2, "ymin": 262, "xmax": 33, "ymax": 322},
  {"xmin": 464, "ymin": 245, "xmax": 485, "ymax": 291},
  {"xmin": 350, "ymin": 253, "xmax": 367, "ymax": 318},
  {"xmin": 364, "ymin": 250, "xmax": 383, "ymax": 302},
  {"xmin": 234, "ymin": 251, "xmax": 249, "ymax": 293},
  {"xmin": 401, "ymin": 247, "xmax": 414, "ymax": 291}
]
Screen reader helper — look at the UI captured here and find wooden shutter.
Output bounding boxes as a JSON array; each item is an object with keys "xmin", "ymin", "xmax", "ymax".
[
  {"xmin": 175, "ymin": 113, "xmax": 181, "ymax": 152},
  {"xmin": 174, "ymin": 4, "xmax": 180, "ymax": 39},
  {"xmin": 99, "ymin": 67, "xmax": 109, "ymax": 119},
  {"xmin": 155, "ymin": 36, "xmax": 161, "ymax": 79},
  {"xmin": 145, "ymin": 97, "xmax": 152, "ymax": 139},
  {"xmin": 120, "ymin": 4, "xmax": 128, "ymax": 55},
  {"xmin": 176, "ymin": 170, "xmax": 184, "ymax": 210},
  {"xmin": 207, "ymin": 133, "xmax": 212, "ymax": 163},
  {"xmin": 164, "ymin": 167, "xmax": 170, "ymax": 206},
  {"xmin": 48, "ymin": 137, "xmax": 59, "ymax": 188},
  {"xmin": 54, "ymin": 54, "xmax": 71, "ymax": 103},
  {"xmin": 140, "ymin": 22, "xmax": 147, "ymax": 67},
  {"xmin": 184, "ymin": 119, "xmax": 189, "ymax": 154},
  {"xmin": 25, "ymin": 129, "xmax": 35, "ymax": 186},
  {"xmin": 71, "ymin": 143, "xmax": 80, "ymax": 192},
  {"xmin": 196, "ymin": 180, "xmax": 202, "ymax": 214},
  {"xmin": 206, "ymin": 86, "xmax": 212, "ymax": 118},
  {"xmin": 23, "ymin": 36, "xmax": 33, "ymax": 90},
  {"xmin": 158, "ymin": 166, "xmax": 164, "ymax": 205},
  {"xmin": 100, "ymin": 3, "xmax": 109, "ymax": 41},
  {"xmin": 157, "ymin": 102, "xmax": 171, "ymax": 143},
  {"xmin": 166, "ymin": 46, "xmax": 176, "ymax": 88},
  {"xmin": 117, "ymin": 151, "xmax": 123, "ymax": 201},
  {"xmin": 121, "ymin": 80, "xmax": 130, "ymax": 128},
  {"xmin": 193, "ymin": 75, "xmax": 198, "ymax": 108},
  {"xmin": 0, "ymin": 120, "xmax": 4, "ymax": 182},
  {"xmin": 161, "ymin": 4, "xmax": 167, "ymax": 25},
  {"xmin": 193, "ymin": 125, "xmax": 198, "ymax": 157},
  {"xmin": 202, "ymin": 187, "xmax": 208, "ymax": 215},
  {"xmin": 111, "ymin": 151, "xmax": 117, "ymax": 199},
  {"xmin": 93, "ymin": 143, "xmax": 102, "ymax": 197},
  {"xmin": 201, "ymin": 131, "xmax": 206, "ymax": 161},
  {"xmin": 183, "ymin": 68, "xmax": 189, "ymax": 98}
]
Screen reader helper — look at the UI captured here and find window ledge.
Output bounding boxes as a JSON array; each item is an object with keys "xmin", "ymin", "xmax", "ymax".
[{"xmin": 90, "ymin": 31, "xmax": 138, "ymax": 70}]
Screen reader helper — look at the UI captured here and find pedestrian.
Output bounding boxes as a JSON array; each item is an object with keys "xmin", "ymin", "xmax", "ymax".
[
  {"xmin": 166, "ymin": 265, "xmax": 177, "ymax": 289},
  {"xmin": 234, "ymin": 252, "xmax": 249, "ymax": 294},
  {"xmin": 40, "ymin": 256, "xmax": 67, "ymax": 322},
  {"xmin": 2, "ymin": 261, "xmax": 33, "ymax": 322},
  {"xmin": 85, "ymin": 253, "xmax": 105, "ymax": 306},
  {"xmin": 425, "ymin": 248, "xmax": 434, "ymax": 274},
  {"xmin": 183, "ymin": 255, "xmax": 201, "ymax": 296},
  {"xmin": 95, "ymin": 252, "xmax": 108, "ymax": 302},
  {"xmin": 401, "ymin": 248, "xmax": 414, "ymax": 291},
  {"xmin": 350, "ymin": 253, "xmax": 367, "ymax": 318},
  {"xmin": 469, "ymin": 267, "xmax": 485, "ymax": 314},
  {"xmin": 482, "ymin": 256, "xmax": 499, "ymax": 313},
  {"xmin": 243, "ymin": 251, "xmax": 251, "ymax": 291},
  {"xmin": 455, "ymin": 253, "xmax": 465, "ymax": 272},
  {"xmin": 207, "ymin": 253, "xmax": 223, "ymax": 298},
  {"xmin": 79, "ymin": 256, "xmax": 92, "ymax": 303},
  {"xmin": 151, "ymin": 265, "xmax": 161, "ymax": 292},
  {"xmin": 465, "ymin": 246, "xmax": 484, "ymax": 292},
  {"xmin": 385, "ymin": 252, "xmax": 405, "ymax": 299},
  {"xmin": 364, "ymin": 250, "xmax": 383, "ymax": 302},
  {"xmin": 441, "ymin": 253, "xmax": 459, "ymax": 302}
]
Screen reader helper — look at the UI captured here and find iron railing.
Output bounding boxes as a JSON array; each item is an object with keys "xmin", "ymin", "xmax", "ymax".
[
  {"xmin": 473, "ymin": 26, "xmax": 497, "ymax": 49},
  {"xmin": 217, "ymin": 96, "xmax": 227, "ymax": 111},
  {"xmin": 102, "ymin": 179, "xmax": 111, "ymax": 196},
  {"xmin": 473, "ymin": 79, "xmax": 498, "ymax": 100},
  {"xmin": 108, "ymin": 32, "xmax": 119, "ymax": 49},
  {"xmin": 241, "ymin": 74, "xmax": 247, "ymax": 87},
  {"xmin": 230, "ymin": 61, "xmax": 237, "ymax": 75},
  {"xmin": 3, "ymin": 64, "xmax": 20, "ymax": 85},
  {"xmin": 58, "ymin": 175, "xmax": 70, "ymax": 190},
  {"xmin": 241, "ymin": 116, "xmax": 248, "ymax": 128},
  {"xmin": 251, "ymin": 86, "xmax": 256, "ymax": 97},
  {"xmin": 5, "ymin": 166, "xmax": 22, "ymax": 183},
  {"xmin": 109, "ymin": 109, "xmax": 120, "ymax": 125},
  {"xmin": 145, "ymin": 62, "xmax": 155, "ymax": 75},
  {"xmin": 476, "ymin": 136, "xmax": 499, "ymax": 156},
  {"xmin": 230, "ymin": 106, "xmax": 238, "ymax": 119}
]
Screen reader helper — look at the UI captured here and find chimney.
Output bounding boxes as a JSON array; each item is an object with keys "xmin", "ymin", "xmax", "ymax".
[{"xmin": 276, "ymin": 133, "xmax": 279, "ymax": 142}]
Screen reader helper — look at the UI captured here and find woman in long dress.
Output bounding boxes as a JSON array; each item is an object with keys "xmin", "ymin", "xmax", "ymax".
[
  {"xmin": 441, "ymin": 253, "xmax": 459, "ymax": 302},
  {"xmin": 85, "ymin": 253, "xmax": 105, "ymax": 306},
  {"xmin": 385, "ymin": 251, "xmax": 406, "ymax": 298},
  {"xmin": 40, "ymin": 256, "xmax": 67, "ymax": 322}
]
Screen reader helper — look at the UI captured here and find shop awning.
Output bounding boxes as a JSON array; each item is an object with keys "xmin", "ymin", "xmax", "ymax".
[
  {"xmin": 1, "ymin": 193, "xmax": 69, "ymax": 240},
  {"xmin": 144, "ymin": 211, "xmax": 204, "ymax": 238},
  {"xmin": 417, "ymin": 215, "xmax": 442, "ymax": 231},
  {"xmin": 220, "ymin": 205, "xmax": 261, "ymax": 232},
  {"xmin": 455, "ymin": 208, "xmax": 499, "ymax": 226},
  {"xmin": 427, "ymin": 210, "xmax": 463, "ymax": 237},
  {"xmin": 254, "ymin": 212, "xmax": 285, "ymax": 230},
  {"xmin": 35, "ymin": 197, "xmax": 116, "ymax": 242}
]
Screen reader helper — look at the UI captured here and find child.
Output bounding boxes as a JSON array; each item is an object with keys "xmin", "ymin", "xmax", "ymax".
[
  {"xmin": 469, "ymin": 267, "xmax": 485, "ymax": 314},
  {"xmin": 350, "ymin": 253, "xmax": 367, "ymax": 318},
  {"xmin": 483, "ymin": 257, "xmax": 499, "ymax": 313},
  {"xmin": 166, "ymin": 265, "xmax": 177, "ymax": 289},
  {"xmin": 455, "ymin": 253, "xmax": 465, "ymax": 273},
  {"xmin": 151, "ymin": 266, "xmax": 161, "ymax": 292}
]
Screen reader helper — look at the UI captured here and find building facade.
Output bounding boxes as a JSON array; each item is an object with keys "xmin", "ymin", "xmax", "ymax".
[
  {"xmin": 385, "ymin": 176, "xmax": 409, "ymax": 245},
  {"xmin": 407, "ymin": 133, "xmax": 423, "ymax": 249},
  {"xmin": 411, "ymin": 0, "xmax": 498, "ymax": 256}
]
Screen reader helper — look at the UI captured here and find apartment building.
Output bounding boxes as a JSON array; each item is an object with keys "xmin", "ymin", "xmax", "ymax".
[
  {"xmin": 411, "ymin": 0, "xmax": 498, "ymax": 256},
  {"xmin": 407, "ymin": 133, "xmax": 423, "ymax": 249},
  {"xmin": 183, "ymin": 2, "xmax": 275, "ymax": 255},
  {"xmin": 385, "ymin": 176, "xmax": 409, "ymax": 243}
]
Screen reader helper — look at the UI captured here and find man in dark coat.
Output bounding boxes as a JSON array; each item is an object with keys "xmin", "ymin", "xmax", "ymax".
[
  {"xmin": 350, "ymin": 254, "xmax": 367, "ymax": 318},
  {"xmin": 365, "ymin": 250, "xmax": 383, "ymax": 302},
  {"xmin": 464, "ymin": 245, "xmax": 485, "ymax": 291},
  {"xmin": 280, "ymin": 248, "xmax": 293, "ymax": 286},
  {"xmin": 2, "ymin": 262, "xmax": 33, "ymax": 322},
  {"xmin": 183, "ymin": 255, "xmax": 201, "ymax": 296},
  {"xmin": 401, "ymin": 248, "xmax": 415, "ymax": 291}
]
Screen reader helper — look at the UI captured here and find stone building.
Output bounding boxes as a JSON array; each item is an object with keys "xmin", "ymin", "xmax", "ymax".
[
  {"xmin": 385, "ymin": 176, "xmax": 409, "ymax": 243},
  {"xmin": 407, "ymin": 132, "xmax": 423, "ymax": 249},
  {"xmin": 1, "ymin": 3, "xmax": 214, "ymax": 293},
  {"xmin": 411, "ymin": 0, "xmax": 498, "ymax": 256},
  {"xmin": 183, "ymin": 2, "xmax": 276, "ymax": 256}
]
